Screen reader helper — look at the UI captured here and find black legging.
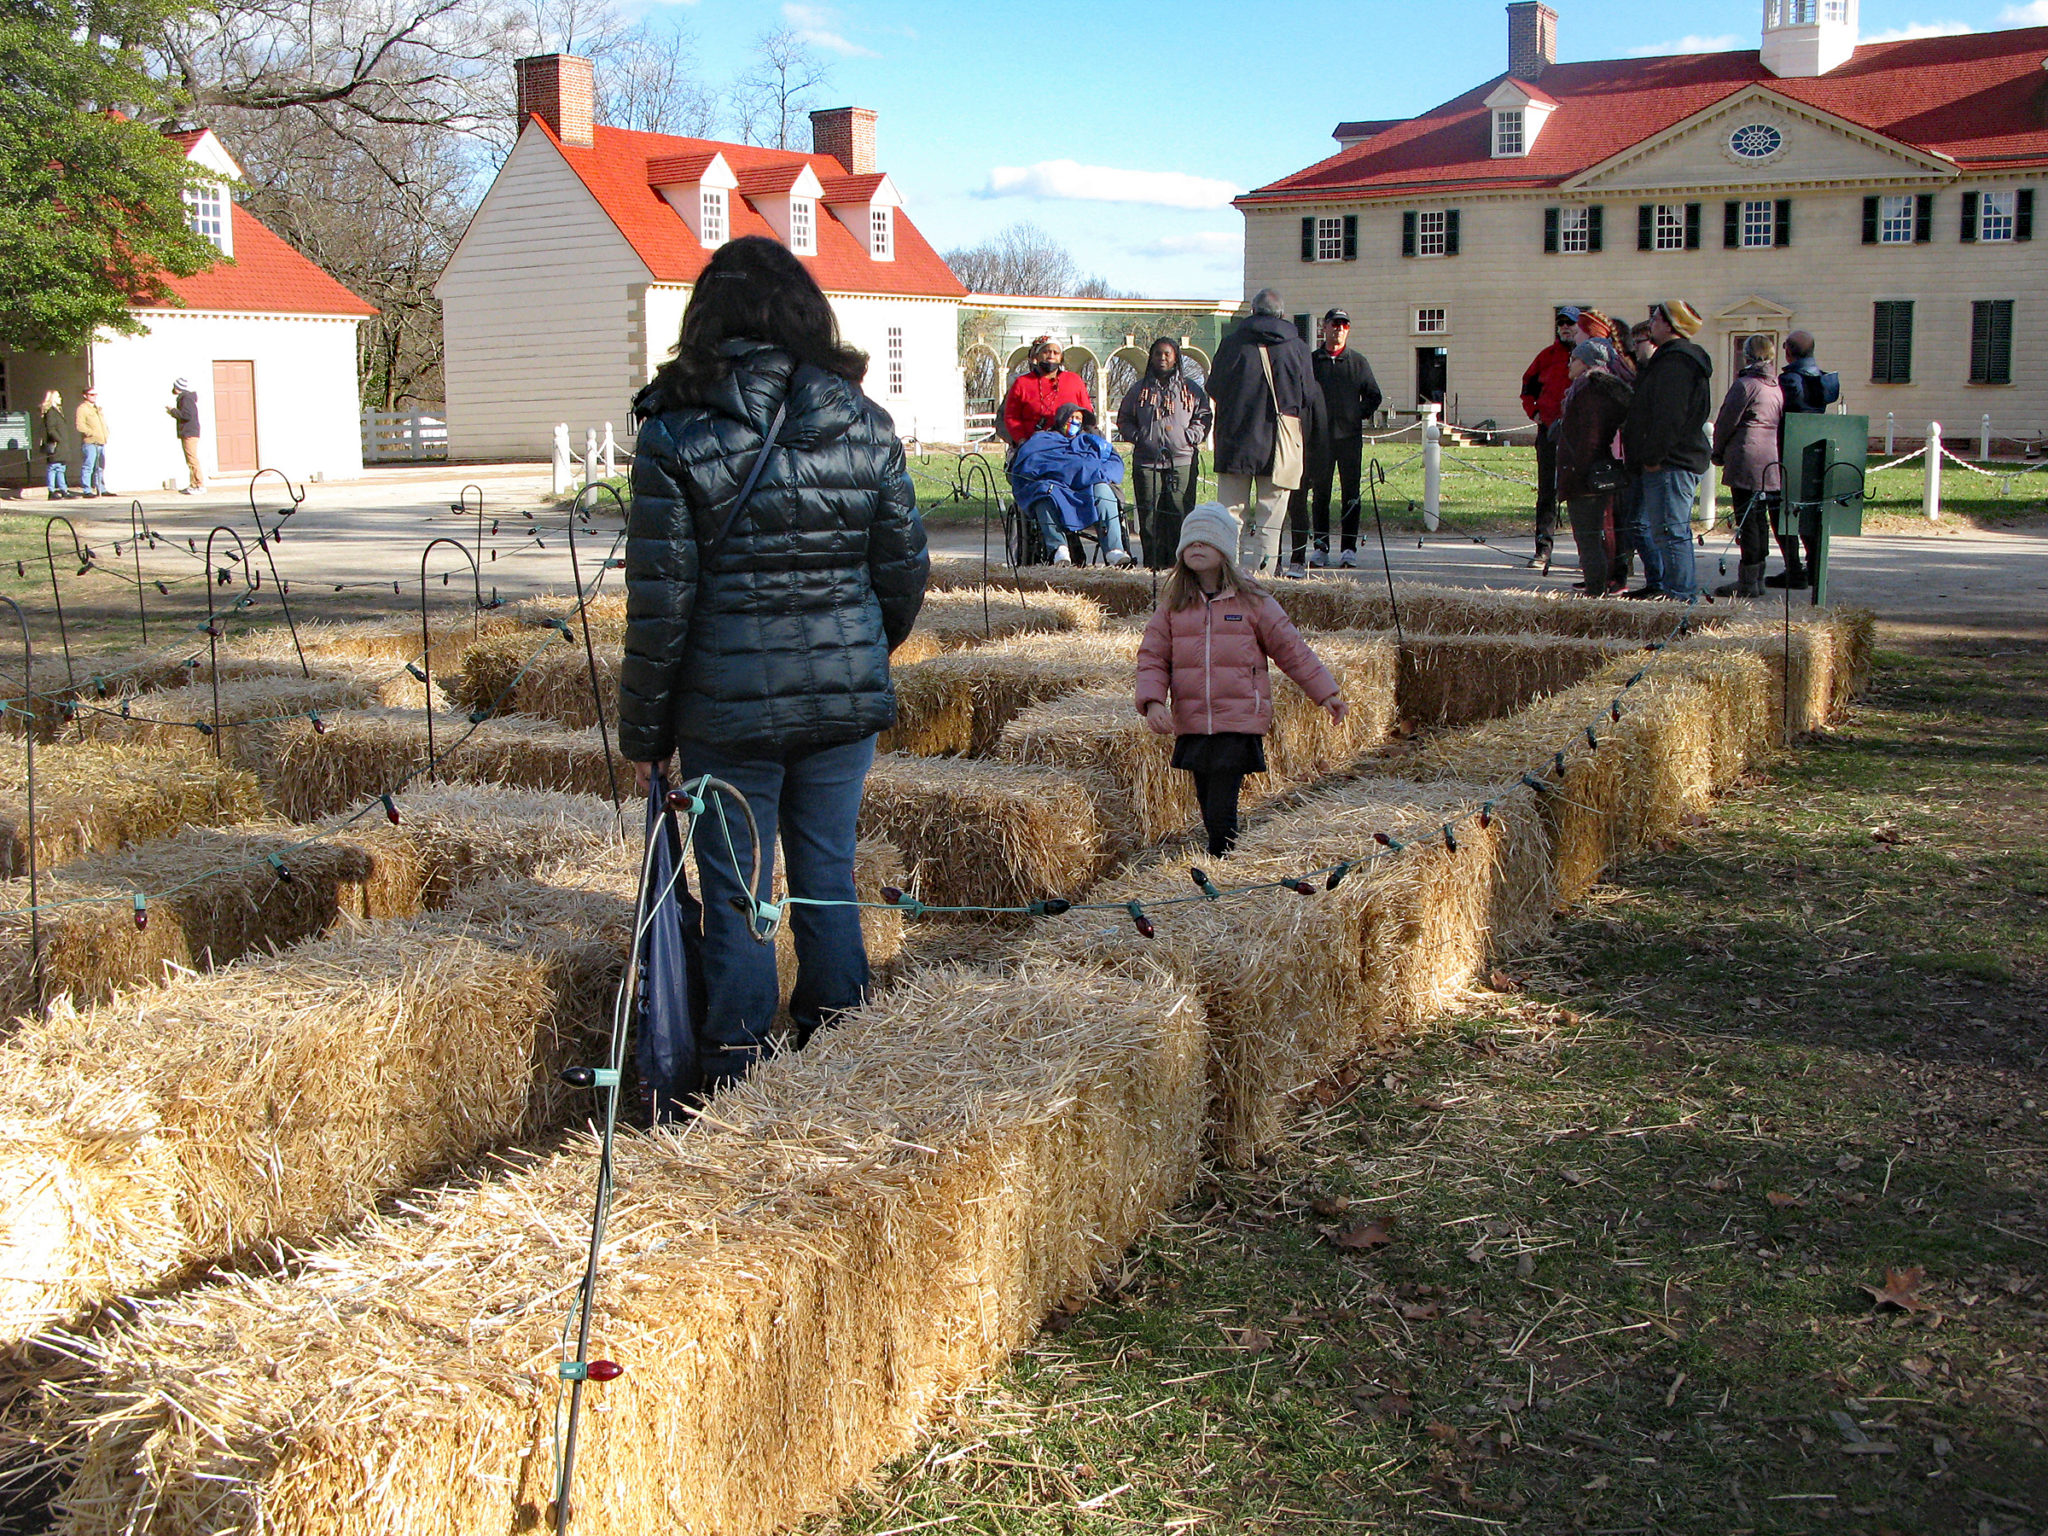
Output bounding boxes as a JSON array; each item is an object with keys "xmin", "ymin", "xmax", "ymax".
[
  {"xmin": 1189, "ymin": 770, "xmax": 1245, "ymax": 857},
  {"xmin": 1730, "ymin": 484, "xmax": 1776, "ymax": 566}
]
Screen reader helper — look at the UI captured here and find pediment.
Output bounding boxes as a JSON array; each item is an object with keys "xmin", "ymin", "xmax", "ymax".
[
  {"xmin": 1565, "ymin": 86, "xmax": 1953, "ymax": 193},
  {"xmin": 1715, "ymin": 294, "xmax": 1798, "ymax": 326}
]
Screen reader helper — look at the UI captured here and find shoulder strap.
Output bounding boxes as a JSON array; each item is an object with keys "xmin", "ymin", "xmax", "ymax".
[
  {"xmin": 1258, "ymin": 343, "xmax": 1279, "ymax": 412},
  {"xmin": 702, "ymin": 401, "xmax": 789, "ymax": 569}
]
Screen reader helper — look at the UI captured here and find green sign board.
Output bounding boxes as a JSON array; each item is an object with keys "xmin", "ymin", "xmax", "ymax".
[{"xmin": 1778, "ymin": 412, "xmax": 1868, "ymax": 604}]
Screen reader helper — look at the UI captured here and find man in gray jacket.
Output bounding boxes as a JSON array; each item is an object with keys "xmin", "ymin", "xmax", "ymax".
[
  {"xmin": 1206, "ymin": 288, "xmax": 1316, "ymax": 573},
  {"xmin": 1116, "ymin": 338, "xmax": 1212, "ymax": 568}
]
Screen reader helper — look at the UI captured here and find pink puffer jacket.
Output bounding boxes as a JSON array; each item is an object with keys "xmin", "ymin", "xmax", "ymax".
[{"xmin": 1134, "ymin": 587, "xmax": 1338, "ymax": 737}]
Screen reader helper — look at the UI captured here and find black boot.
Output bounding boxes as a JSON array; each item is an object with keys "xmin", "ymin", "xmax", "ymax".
[{"xmin": 1764, "ymin": 532, "xmax": 1808, "ymax": 589}]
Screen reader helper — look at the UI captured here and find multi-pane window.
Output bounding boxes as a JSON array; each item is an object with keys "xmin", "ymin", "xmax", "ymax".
[
  {"xmin": 1871, "ymin": 300, "xmax": 1914, "ymax": 384},
  {"xmin": 1653, "ymin": 204, "xmax": 1686, "ymax": 251},
  {"xmin": 1414, "ymin": 307, "xmax": 1448, "ymax": 335},
  {"xmin": 1316, "ymin": 217, "xmax": 1344, "ymax": 261},
  {"xmin": 1878, "ymin": 195, "xmax": 1915, "ymax": 244},
  {"xmin": 870, "ymin": 206, "xmax": 893, "ymax": 259},
  {"xmin": 1417, "ymin": 210, "xmax": 1448, "ymax": 256},
  {"xmin": 789, "ymin": 198, "xmax": 814, "ymax": 254},
  {"xmin": 1769, "ymin": 0, "xmax": 1849, "ymax": 21},
  {"xmin": 1495, "ymin": 109, "xmax": 1524, "ymax": 157},
  {"xmin": 700, "ymin": 188, "xmax": 726, "ymax": 246},
  {"xmin": 1740, "ymin": 200, "xmax": 1776, "ymax": 248},
  {"xmin": 1558, "ymin": 206, "xmax": 1590, "ymax": 253},
  {"xmin": 1978, "ymin": 191, "xmax": 2017, "ymax": 242},
  {"xmin": 886, "ymin": 325, "xmax": 905, "ymax": 395},
  {"xmin": 1970, "ymin": 300, "xmax": 2014, "ymax": 385},
  {"xmin": 184, "ymin": 184, "xmax": 226, "ymax": 251}
]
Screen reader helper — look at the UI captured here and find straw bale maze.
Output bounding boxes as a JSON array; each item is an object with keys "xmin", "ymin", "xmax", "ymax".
[{"xmin": 0, "ymin": 563, "xmax": 1871, "ymax": 1535}]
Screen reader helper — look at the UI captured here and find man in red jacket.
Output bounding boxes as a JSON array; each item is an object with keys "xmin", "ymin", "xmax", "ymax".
[
  {"xmin": 1519, "ymin": 307, "xmax": 1578, "ymax": 570},
  {"xmin": 1001, "ymin": 337, "xmax": 1092, "ymax": 449}
]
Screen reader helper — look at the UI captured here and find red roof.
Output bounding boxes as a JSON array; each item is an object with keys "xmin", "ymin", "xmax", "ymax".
[
  {"xmin": 1249, "ymin": 26, "xmax": 2048, "ymax": 204},
  {"xmin": 733, "ymin": 163, "xmax": 811, "ymax": 196},
  {"xmin": 140, "ymin": 205, "xmax": 378, "ymax": 317},
  {"xmin": 534, "ymin": 119, "xmax": 964, "ymax": 298}
]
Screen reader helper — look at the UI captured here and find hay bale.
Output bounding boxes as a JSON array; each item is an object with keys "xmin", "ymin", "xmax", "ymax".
[
  {"xmin": 1354, "ymin": 583, "xmax": 1721, "ymax": 641},
  {"xmin": 925, "ymin": 559, "xmax": 1161, "ymax": 619},
  {"xmin": 1397, "ymin": 632, "xmax": 1642, "ymax": 729},
  {"xmin": 225, "ymin": 606, "xmax": 537, "ymax": 676},
  {"xmin": 446, "ymin": 627, "xmax": 607, "ymax": 725},
  {"xmin": 0, "ymin": 871, "xmax": 637, "ymax": 1343},
  {"xmin": 1690, "ymin": 620, "xmax": 1849, "ymax": 740},
  {"xmin": 0, "ymin": 655, "xmax": 284, "ymax": 742},
  {"xmin": 1264, "ymin": 632, "xmax": 1399, "ymax": 781},
  {"xmin": 0, "ymin": 742, "xmax": 263, "ymax": 878},
  {"xmin": 263, "ymin": 710, "xmax": 624, "ymax": 820},
  {"xmin": 858, "ymin": 753, "xmax": 1115, "ymax": 909},
  {"xmin": 1827, "ymin": 607, "xmax": 1876, "ymax": 709},
  {"xmin": 890, "ymin": 587, "xmax": 1106, "ymax": 667},
  {"xmin": 74, "ymin": 670, "xmax": 388, "ymax": 768},
  {"xmin": 881, "ymin": 630, "xmax": 1143, "ymax": 758},
  {"xmin": 49, "ymin": 963, "xmax": 1207, "ymax": 1536}
]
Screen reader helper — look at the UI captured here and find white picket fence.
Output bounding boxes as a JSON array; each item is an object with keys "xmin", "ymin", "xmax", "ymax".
[{"xmin": 361, "ymin": 409, "xmax": 448, "ymax": 463}]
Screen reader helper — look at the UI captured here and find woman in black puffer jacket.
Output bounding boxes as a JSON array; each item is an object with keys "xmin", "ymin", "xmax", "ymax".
[{"xmin": 619, "ymin": 236, "xmax": 928, "ymax": 1089}]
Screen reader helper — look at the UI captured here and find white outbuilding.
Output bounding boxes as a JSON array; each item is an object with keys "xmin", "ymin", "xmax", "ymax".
[
  {"xmin": 0, "ymin": 128, "xmax": 376, "ymax": 495},
  {"xmin": 435, "ymin": 55, "xmax": 968, "ymax": 461}
]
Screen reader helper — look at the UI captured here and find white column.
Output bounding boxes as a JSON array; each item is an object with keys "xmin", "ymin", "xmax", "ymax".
[
  {"xmin": 582, "ymin": 428, "xmax": 599, "ymax": 489},
  {"xmin": 1421, "ymin": 403, "xmax": 1441, "ymax": 533},
  {"xmin": 1924, "ymin": 421, "xmax": 1942, "ymax": 522},
  {"xmin": 551, "ymin": 423, "xmax": 573, "ymax": 496},
  {"xmin": 1980, "ymin": 413, "xmax": 1992, "ymax": 461},
  {"xmin": 1884, "ymin": 412, "xmax": 1895, "ymax": 456},
  {"xmin": 601, "ymin": 423, "xmax": 617, "ymax": 480}
]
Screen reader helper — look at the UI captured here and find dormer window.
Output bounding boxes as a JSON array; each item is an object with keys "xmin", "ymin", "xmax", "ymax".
[
  {"xmin": 870, "ymin": 206, "xmax": 893, "ymax": 260},
  {"xmin": 700, "ymin": 188, "xmax": 727, "ymax": 247},
  {"xmin": 184, "ymin": 183, "xmax": 227, "ymax": 252},
  {"xmin": 1494, "ymin": 109, "xmax": 1525, "ymax": 157},
  {"xmin": 790, "ymin": 197, "xmax": 815, "ymax": 254}
]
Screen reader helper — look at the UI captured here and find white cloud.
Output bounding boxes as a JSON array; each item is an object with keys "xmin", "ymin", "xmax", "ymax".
[
  {"xmin": 1626, "ymin": 33, "xmax": 1744, "ymax": 56},
  {"xmin": 1131, "ymin": 232, "xmax": 1242, "ymax": 258},
  {"xmin": 1997, "ymin": 1, "xmax": 2048, "ymax": 21},
  {"xmin": 979, "ymin": 160, "xmax": 1242, "ymax": 211},
  {"xmin": 782, "ymin": 3, "xmax": 876, "ymax": 57},
  {"xmin": 1862, "ymin": 19, "xmax": 1975, "ymax": 40}
]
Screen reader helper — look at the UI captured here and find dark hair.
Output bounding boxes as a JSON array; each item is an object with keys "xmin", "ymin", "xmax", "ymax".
[{"xmin": 651, "ymin": 237, "xmax": 867, "ymax": 404}]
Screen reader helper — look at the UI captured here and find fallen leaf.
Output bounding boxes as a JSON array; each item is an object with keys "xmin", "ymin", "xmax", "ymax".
[
  {"xmin": 1398, "ymin": 1300, "xmax": 1441, "ymax": 1321},
  {"xmin": 1425, "ymin": 1421, "xmax": 1459, "ymax": 1443},
  {"xmin": 1705, "ymin": 1174, "xmax": 1734, "ymax": 1193},
  {"xmin": 1860, "ymin": 1266, "xmax": 1931, "ymax": 1313},
  {"xmin": 1309, "ymin": 1195, "xmax": 1348, "ymax": 1219},
  {"xmin": 1464, "ymin": 1237, "xmax": 1488, "ymax": 1264},
  {"xmin": 1870, "ymin": 825, "xmax": 1903, "ymax": 845},
  {"xmin": 1680, "ymin": 811, "xmax": 1712, "ymax": 827},
  {"xmin": 1836, "ymin": 1154, "xmax": 1865, "ymax": 1173},
  {"xmin": 1899, "ymin": 1356, "xmax": 1935, "ymax": 1378},
  {"xmin": 1515, "ymin": 1252, "xmax": 1535, "ymax": 1280},
  {"xmin": 1766, "ymin": 1190, "xmax": 1807, "ymax": 1209},
  {"xmin": 1334, "ymin": 1219, "xmax": 1394, "ymax": 1251},
  {"xmin": 1376, "ymin": 1393, "xmax": 1414, "ymax": 1417},
  {"xmin": 1487, "ymin": 970, "xmax": 1523, "ymax": 993},
  {"xmin": 1235, "ymin": 1326, "xmax": 1276, "ymax": 1353},
  {"xmin": 1559, "ymin": 1168, "xmax": 1589, "ymax": 1186}
]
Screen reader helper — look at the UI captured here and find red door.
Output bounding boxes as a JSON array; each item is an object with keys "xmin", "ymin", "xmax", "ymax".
[{"xmin": 211, "ymin": 360, "xmax": 258, "ymax": 474}]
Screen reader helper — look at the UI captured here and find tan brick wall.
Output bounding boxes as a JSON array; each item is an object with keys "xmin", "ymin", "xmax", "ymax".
[{"xmin": 811, "ymin": 107, "xmax": 878, "ymax": 174}]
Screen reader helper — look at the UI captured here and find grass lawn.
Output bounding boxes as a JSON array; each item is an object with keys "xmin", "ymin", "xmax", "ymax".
[{"xmin": 811, "ymin": 636, "xmax": 2048, "ymax": 1535}]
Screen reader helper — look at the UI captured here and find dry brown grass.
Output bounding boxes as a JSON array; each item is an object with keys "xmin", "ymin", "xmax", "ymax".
[
  {"xmin": 1397, "ymin": 633, "xmax": 1643, "ymax": 728},
  {"xmin": 0, "ymin": 862, "xmax": 638, "ymax": 1344},
  {"xmin": 0, "ymin": 742, "xmax": 264, "ymax": 878},
  {"xmin": 47, "ymin": 962, "xmax": 1207, "ymax": 1536}
]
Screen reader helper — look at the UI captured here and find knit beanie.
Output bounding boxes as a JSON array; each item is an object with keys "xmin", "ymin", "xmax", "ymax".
[
  {"xmin": 1176, "ymin": 502, "xmax": 1239, "ymax": 560},
  {"xmin": 1656, "ymin": 300, "xmax": 1704, "ymax": 339},
  {"xmin": 1571, "ymin": 339, "xmax": 1612, "ymax": 368}
]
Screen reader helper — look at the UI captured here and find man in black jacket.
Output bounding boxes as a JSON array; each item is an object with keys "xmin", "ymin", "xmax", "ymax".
[
  {"xmin": 1208, "ymin": 288, "xmax": 1316, "ymax": 573},
  {"xmin": 1620, "ymin": 300, "xmax": 1712, "ymax": 601},
  {"xmin": 1769, "ymin": 329, "xmax": 1838, "ymax": 588},
  {"xmin": 1304, "ymin": 309, "xmax": 1382, "ymax": 567}
]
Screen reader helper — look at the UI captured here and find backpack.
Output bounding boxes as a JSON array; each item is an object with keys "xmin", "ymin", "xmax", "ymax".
[{"xmin": 1793, "ymin": 367, "xmax": 1840, "ymax": 411}]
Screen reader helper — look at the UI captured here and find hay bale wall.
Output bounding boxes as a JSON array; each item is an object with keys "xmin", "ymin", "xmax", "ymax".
[
  {"xmin": 76, "ymin": 671, "xmax": 390, "ymax": 769},
  {"xmin": 0, "ymin": 871, "xmax": 636, "ymax": 1343},
  {"xmin": 0, "ymin": 743, "xmax": 264, "ymax": 877},
  {"xmin": 924, "ymin": 560, "xmax": 1160, "ymax": 618},
  {"xmin": 888, "ymin": 588, "xmax": 1106, "ymax": 667},
  {"xmin": 50, "ymin": 963, "xmax": 1207, "ymax": 1536},
  {"xmin": 881, "ymin": 630, "xmax": 1143, "ymax": 758},
  {"xmin": 1398, "ymin": 633, "xmax": 1642, "ymax": 728}
]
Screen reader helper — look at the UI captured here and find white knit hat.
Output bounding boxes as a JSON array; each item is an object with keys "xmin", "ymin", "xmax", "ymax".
[{"xmin": 1176, "ymin": 502, "xmax": 1239, "ymax": 560}]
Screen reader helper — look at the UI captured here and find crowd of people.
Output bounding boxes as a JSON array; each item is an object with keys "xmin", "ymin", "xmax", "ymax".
[{"xmin": 31, "ymin": 378, "xmax": 211, "ymax": 498}]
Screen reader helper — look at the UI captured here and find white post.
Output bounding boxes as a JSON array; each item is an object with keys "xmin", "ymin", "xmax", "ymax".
[
  {"xmin": 1885, "ymin": 412, "xmax": 1895, "ymax": 456},
  {"xmin": 582, "ymin": 427, "xmax": 598, "ymax": 489},
  {"xmin": 360, "ymin": 410, "xmax": 373, "ymax": 463},
  {"xmin": 1924, "ymin": 421, "xmax": 1942, "ymax": 522},
  {"xmin": 1698, "ymin": 458, "xmax": 1719, "ymax": 533},
  {"xmin": 601, "ymin": 423, "xmax": 617, "ymax": 480},
  {"xmin": 1421, "ymin": 403, "xmax": 1442, "ymax": 532},
  {"xmin": 407, "ymin": 410, "xmax": 425, "ymax": 462},
  {"xmin": 551, "ymin": 423, "xmax": 573, "ymax": 496},
  {"xmin": 1980, "ymin": 413, "xmax": 1992, "ymax": 461}
]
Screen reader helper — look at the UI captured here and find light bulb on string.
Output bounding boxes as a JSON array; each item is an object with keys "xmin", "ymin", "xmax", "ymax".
[{"xmin": 132, "ymin": 893, "xmax": 147, "ymax": 931}]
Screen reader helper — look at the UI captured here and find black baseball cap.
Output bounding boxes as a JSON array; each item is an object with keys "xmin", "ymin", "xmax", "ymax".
[{"xmin": 1322, "ymin": 308, "xmax": 1351, "ymax": 325}]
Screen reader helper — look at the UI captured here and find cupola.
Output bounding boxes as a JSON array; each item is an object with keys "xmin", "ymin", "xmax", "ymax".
[{"xmin": 1761, "ymin": 0, "xmax": 1859, "ymax": 78}]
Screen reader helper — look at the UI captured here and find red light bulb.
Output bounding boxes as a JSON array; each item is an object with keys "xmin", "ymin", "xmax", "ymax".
[{"xmin": 587, "ymin": 1360, "xmax": 623, "ymax": 1381}]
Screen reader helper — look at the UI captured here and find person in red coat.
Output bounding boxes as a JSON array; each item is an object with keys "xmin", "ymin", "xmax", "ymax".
[
  {"xmin": 1520, "ymin": 307, "xmax": 1578, "ymax": 569},
  {"xmin": 1000, "ymin": 337, "xmax": 1092, "ymax": 448}
]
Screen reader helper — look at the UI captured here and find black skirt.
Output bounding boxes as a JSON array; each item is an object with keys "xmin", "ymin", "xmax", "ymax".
[{"xmin": 1172, "ymin": 731, "xmax": 1267, "ymax": 776}]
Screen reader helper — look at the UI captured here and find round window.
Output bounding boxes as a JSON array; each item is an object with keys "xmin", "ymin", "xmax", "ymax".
[{"xmin": 1729, "ymin": 123, "xmax": 1784, "ymax": 160}]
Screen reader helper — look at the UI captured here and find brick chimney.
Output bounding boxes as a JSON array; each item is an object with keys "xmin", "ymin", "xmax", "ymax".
[
  {"xmin": 516, "ymin": 54, "xmax": 595, "ymax": 148},
  {"xmin": 1506, "ymin": 2, "xmax": 1558, "ymax": 80},
  {"xmin": 809, "ymin": 107, "xmax": 877, "ymax": 173}
]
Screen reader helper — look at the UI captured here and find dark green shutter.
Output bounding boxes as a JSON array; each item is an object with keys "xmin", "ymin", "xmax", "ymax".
[
  {"xmin": 1637, "ymin": 204, "xmax": 1653, "ymax": 251},
  {"xmin": 1871, "ymin": 300, "xmax": 1913, "ymax": 384},
  {"xmin": 1543, "ymin": 207, "xmax": 1559, "ymax": 253},
  {"xmin": 1961, "ymin": 190, "xmax": 1978, "ymax": 243},
  {"xmin": 1862, "ymin": 196, "xmax": 1879, "ymax": 244},
  {"xmin": 1342, "ymin": 213, "xmax": 1358, "ymax": 260},
  {"xmin": 1294, "ymin": 313, "xmax": 1312, "ymax": 343},
  {"xmin": 1444, "ymin": 208, "xmax": 1460, "ymax": 256},
  {"xmin": 1724, "ymin": 200, "xmax": 1740, "ymax": 248},
  {"xmin": 1915, "ymin": 194, "xmax": 1934, "ymax": 243},
  {"xmin": 1971, "ymin": 299, "xmax": 2014, "ymax": 385},
  {"xmin": 1775, "ymin": 198, "xmax": 1792, "ymax": 247},
  {"xmin": 1587, "ymin": 205, "xmax": 1603, "ymax": 251},
  {"xmin": 2017, "ymin": 188, "xmax": 2034, "ymax": 242},
  {"xmin": 1402, "ymin": 211, "xmax": 1417, "ymax": 257},
  {"xmin": 1684, "ymin": 203, "xmax": 1701, "ymax": 250},
  {"xmin": 1300, "ymin": 216, "xmax": 1315, "ymax": 261}
]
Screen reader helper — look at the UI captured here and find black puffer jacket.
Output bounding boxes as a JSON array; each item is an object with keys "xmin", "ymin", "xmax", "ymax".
[{"xmin": 618, "ymin": 340, "xmax": 928, "ymax": 762}]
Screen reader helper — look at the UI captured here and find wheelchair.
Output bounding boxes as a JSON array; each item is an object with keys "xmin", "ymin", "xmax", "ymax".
[{"xmin": 1002, "ymin": 481, "xmax": 1135, "ymax": 568}]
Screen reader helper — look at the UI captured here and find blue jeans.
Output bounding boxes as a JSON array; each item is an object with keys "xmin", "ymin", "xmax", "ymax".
[
  {"xmin": 1030, "ymin": 483, "xmax": 1127, "ymax": 562},
  {"xmin": 1638, "ymin": 467, "xmax": 1699, "ymax": 600},
  {"xmin": 80, "ymin": 443, "xmax": 105, "ymax": 494},
  {"xmin": 672, "ymin": 732, "xmax": 876, "ymax": 1083},
  {"xmin": 44, "ymin": 460, "xmax": 67, "ymax": 495}
]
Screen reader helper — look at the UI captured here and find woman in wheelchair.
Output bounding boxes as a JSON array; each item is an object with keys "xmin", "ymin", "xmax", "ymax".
[{"xmin": 1008, "ymin": 403, "xmax": 1137, "ymax": 567}]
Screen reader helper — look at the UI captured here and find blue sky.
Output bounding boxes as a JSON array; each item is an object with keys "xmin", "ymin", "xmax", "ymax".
[{"xmin": 643, "ymin": 0, "xmax": 2048, "ymax": 297}]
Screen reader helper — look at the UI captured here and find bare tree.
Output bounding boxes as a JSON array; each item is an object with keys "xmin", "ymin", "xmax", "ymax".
[
  {"xmin": 728, "ymin": 27, "xmax": 829, "ymax": 150},
  {"xmin": 603, "ymin": 25, "xmax": 719, "ymax": 137},
  {"xmin": 943, "ymin": 222, "xmax": 1121, "ymax": 298}
]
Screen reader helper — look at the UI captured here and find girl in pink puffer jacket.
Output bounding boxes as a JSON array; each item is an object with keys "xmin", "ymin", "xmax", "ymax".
[{"xmin": 1136, "ymin": 503, "xmax": 1347, "ymax": 856}]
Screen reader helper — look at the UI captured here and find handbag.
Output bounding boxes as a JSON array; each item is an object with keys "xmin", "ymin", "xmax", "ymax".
[
  {"xmin": 1585, "ymin": 456, "xmax": 1628, "ymax": 494},
  {"xmin": 1257, "ymin": 345, "xmax": 1304, "ymax": 491}
]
